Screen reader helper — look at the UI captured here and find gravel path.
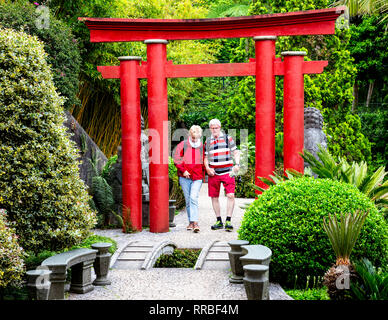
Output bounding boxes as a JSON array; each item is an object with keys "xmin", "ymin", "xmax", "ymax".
[{"xmin": 66, "ymin": 183, "xmax": 292, "ymax": 300}]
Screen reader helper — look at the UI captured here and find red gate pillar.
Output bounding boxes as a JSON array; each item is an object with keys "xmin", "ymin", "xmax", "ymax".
[
  {"xmin": 118, "ymin": 56, "xmax": 142, "ymax": 231},
  {"xmin": 144, "ymin": 39, "xmax": 169, "ymax": 233},
  {"xmin": 253, "ymin": 36, "xmax": 277, "ymax": 194},
  {"xmin": 282, "ymin": 51, "xmax": 306, "ymax": 174}
]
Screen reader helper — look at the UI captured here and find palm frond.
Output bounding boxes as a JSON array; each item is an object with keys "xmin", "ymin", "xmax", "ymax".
[{"xmin": 360, "ymin": 166, "xmax": 387, "ymax": 197}]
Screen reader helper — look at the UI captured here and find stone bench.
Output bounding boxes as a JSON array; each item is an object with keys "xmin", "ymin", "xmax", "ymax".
[
  {"xmin": 26, "ymin": 243, "xmax": 113, "ymax": 300},
  {"xmin": 41, "ymin": 248, "xmax": 98, "ymax": 300},
  {"xmin": 240, "ymin": 244, "xmax": 272, "ymax": 267},
  {"xmin": 227, "ymin": 242, "xmax": 272, "ymax": 300}
]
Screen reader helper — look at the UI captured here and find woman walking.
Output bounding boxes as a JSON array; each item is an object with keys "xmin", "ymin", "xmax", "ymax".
[{"xmin": 173, "ymin": 125, "xmax": 204, "ymax": 233}]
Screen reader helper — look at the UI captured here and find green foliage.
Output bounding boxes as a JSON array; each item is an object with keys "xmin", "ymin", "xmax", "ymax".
[
  {"xmin": 326, "ymin": 114, "xmax": 372, "ymax": 163},
  {"xmin": 238, "ymin": 177, "xmax": 388, "ymax": 288},
  {"xmin": 154, "ymin": 248, "xmax": 201, "ymax": 268},
  {"xmin": 350, "ymin": 258, "xmax": 388, "ymax": 300},
  {"xmin": 89, "ymin": 155, "xmax": 124, "ymax": 228},
  {"xmin": 358, "ymin": 109, "xmax": 388, "ymax": 169},
  {"xmin": 92, "ymin": 176, "xmax": 115, "ymax": 227},
  {"xmin": 206, "ymin": 0, "xmax": 250, "ymax": 18},
  {"xmin": 0, "ymin": 1, "xmax": 82, "ymax": 110},
  {"xmin": 323, "ymin": 210, "xmax": 369, "ymax": 265},
  {"xmin": 67, "ymin": 234, "xmax": 117, "ymax": 255},
  {"xmin": 254, "ymin": 168, "xmax": 305, "ymax": 193},
  {"xmin": 348, "ymin": 14, "xmax": 388, "ymax": 83},
  {"xmin": 301, "ymin": 145, "xmax": 388, "ymax": 213},
  {"xmin": 0, "ymin": 209, "xmax": 26, "ymax": 289},
  {"xmin": 234, "ymin": 166, "xmax": 256, "ymax": 198},
  {"xmin": 0, "ymin": 27, "xmax": 96, "ymax": 254},
  {"xmin": 285, "ymin": 287, "xmax": 330, "ymax": 300}
]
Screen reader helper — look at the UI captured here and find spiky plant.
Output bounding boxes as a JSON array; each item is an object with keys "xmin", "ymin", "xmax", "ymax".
[
  {"xmin": 301, "ymin": 145, "xmax": 388, "ymax": 214},
  {"xmin": 350, "ymin": 258, "xmax": 388, "ymax": 300},
  {"xmin": 322, "ymin": 210, "xmax": 369, "ymax": 300},
  {"xmin": 253, "ymin": 168, "xmax": 305, "ymax": 193}
]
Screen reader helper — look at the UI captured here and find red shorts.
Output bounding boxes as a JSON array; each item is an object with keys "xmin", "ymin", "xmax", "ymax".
[{"xmin": 208, "ymin": 173, "xmax": 235, "ymax": 197}]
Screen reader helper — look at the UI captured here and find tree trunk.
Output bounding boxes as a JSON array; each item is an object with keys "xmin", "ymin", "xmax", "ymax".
[
  {"xmin": 366, "ymin": 80, "xmax": 375, "ymax": 108},
  {"xmin": 352, "ymin": 82, "xmax": 359, "ymax": 112}
]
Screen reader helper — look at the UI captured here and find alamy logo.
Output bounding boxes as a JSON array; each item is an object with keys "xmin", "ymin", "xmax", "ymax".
[
  {"xmin": 35, "ymin": 5, "xmax": 50, "ymax": 30},
  {"xmin": 335, "ymin": 265, "xmax": 350, "ymax": 290}
]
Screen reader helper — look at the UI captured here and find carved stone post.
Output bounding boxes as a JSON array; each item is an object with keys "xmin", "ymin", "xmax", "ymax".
[
  {"xmin": 243, "ymin": 264, "xmax": 270, "ymax": 300},
  {"xmin": 227, "ymin": 240, "xmax": 249, "ymax": 283},
  {"xmin": 92, "ymin": 242, "xmax": 112, "ymax": 286}
]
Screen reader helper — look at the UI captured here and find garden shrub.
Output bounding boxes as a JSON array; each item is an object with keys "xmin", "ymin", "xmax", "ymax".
[
  {"xmin": 0, "ymin": 27, "xmax": 96, "ymax": 254},
  {"xmin": 0, "ymin": 0, "xmax": 82, "ymax": 110},
  {"xmin": 0, "ymin": 209, "xmax": 25, "ymax": 289},
  {"xmin": 238, "ymin": 177, "xmax": 388, "ymax": 288}
]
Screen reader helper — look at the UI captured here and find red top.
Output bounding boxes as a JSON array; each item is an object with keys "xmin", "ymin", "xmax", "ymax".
[{"xmin": 173, "ymin": 140, "xmax": 204, "ymax": 181}]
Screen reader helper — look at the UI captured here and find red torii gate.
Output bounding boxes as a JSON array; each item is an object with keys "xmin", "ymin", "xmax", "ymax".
[{"xmin": 80, "ymin": 7, "xmax": 345, "ymax": 233}]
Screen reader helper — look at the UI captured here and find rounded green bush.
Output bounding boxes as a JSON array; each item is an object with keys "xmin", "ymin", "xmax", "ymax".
[
  {"xmin": 0, "ymin": 27, "xmax": 96, "ymax": 254},
  {"xmin": 0, "ymin": 209, "xmax": 26, "ymax": 288},
  {"xmin": 238, "ymin": 177, "xmax": 388, "ymax": 288}
]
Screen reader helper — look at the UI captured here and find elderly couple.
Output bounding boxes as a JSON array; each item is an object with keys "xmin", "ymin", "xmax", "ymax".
[{"xmin": 173, "ymin": 119, "xmax": 240, "ymax": 233}]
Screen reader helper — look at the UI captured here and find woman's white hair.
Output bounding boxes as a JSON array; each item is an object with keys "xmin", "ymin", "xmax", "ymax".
[
  {"xmin": 189, "ymin": 125, "xmax": 203, "ymax": 138},
  {"xmin": 209, "ymin": 118, "xmax": 221, "ymax": 128}
]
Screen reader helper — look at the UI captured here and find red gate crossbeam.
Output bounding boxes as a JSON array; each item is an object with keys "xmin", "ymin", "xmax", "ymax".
[
  {"xmin": 97, "ymin": 59, "xmax": 328, "ymax": 79},
  {"xmin": 79, "ymin": 7, "xmax": 345, "ymax": 42}
]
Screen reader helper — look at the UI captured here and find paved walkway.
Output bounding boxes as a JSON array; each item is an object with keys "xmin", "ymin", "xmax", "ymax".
[{"xmin": 66, "ymin": 183, "xmax": 292, "ymax": 300}]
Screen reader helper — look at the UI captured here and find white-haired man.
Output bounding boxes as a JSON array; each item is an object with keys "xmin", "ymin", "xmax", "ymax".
[{"xmin": 204, "ymin": 119, "xmax": 240, "ymax": 231}]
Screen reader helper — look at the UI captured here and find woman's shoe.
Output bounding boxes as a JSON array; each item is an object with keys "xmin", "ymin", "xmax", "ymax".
[
  {"xmin": 193, "ymin": 223, "xmax": 200, "ymax": 233},
  {"xmin": 186, "ymin": 222, "xmax": 194, "ymax": 230}
]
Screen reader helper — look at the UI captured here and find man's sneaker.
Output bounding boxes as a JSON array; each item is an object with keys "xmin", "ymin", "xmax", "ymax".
[
  {"xmin": 225, "ymin": 221, "xmax": 234, "ymax": 232},
  {"xmin": 211, "ymin": 221, "xmax": 223, "ymax": 230}
]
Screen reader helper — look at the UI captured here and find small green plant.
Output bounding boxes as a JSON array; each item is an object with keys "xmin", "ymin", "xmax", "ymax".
[
  {"xmin": 323, "ymin": 210, "xmax": 369, "ymax": 266},
  {"xmin": 322, "ymin": 210, "xmax": 369, "ymax": 300},
  {"xmin": 285, "ymin": 288, "xmax": 329, "ymax": 300},
  {"xmin": 350, "ymin": 258, "xmax": 388, "ymax": 300},
  {"xmin": 89, "ymin": 155, "xmax": 124, "ymax": 228}
]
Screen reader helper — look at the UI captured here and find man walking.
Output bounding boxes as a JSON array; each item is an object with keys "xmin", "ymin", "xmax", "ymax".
[{"xmin": 204, "ymin": 119, "xmax": 240, "ymax": 231}]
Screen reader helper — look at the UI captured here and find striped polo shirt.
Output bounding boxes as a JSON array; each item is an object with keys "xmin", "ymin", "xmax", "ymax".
[{"xmin": 205, "ymin": 132, "xmax": 237, "ymax": 175}]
